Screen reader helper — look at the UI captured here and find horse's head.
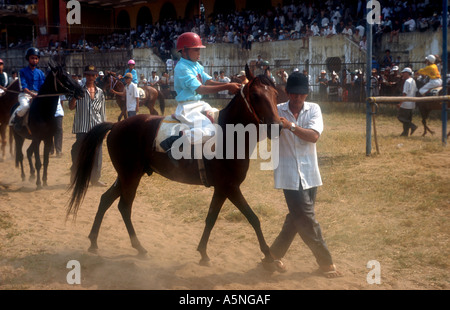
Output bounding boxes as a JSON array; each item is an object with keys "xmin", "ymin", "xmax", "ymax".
[
  {"xmin": 102, "ymin": 71, "xmax": 122, "ymax": 96},
  {"xmin": 241, "ymin": 64, "xmax": 282, "ymax": 139},
  {"xmin": 48, "ymin": 59, "xmax": 84, "ymax": 99}
]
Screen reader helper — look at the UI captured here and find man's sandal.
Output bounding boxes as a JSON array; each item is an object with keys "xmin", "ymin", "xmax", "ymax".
[{"xmin": 320, "ymin": 264, "xmax": 343, "ymax": 278}]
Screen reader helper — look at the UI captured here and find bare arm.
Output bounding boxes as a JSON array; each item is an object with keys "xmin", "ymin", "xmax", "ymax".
[
  {"xmin": 69, "ymin": 97, "xmax": 77, "ymax": 110},
  {"xmin": 280, "ymin": 117, "xmax": 320, "ymax": 143},
  {"xmin": 195, "ymin": 80, "xmax": 241, "ymax": 95}
]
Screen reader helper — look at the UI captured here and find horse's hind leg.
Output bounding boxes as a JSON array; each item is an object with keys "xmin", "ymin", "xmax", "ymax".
[
  {"xmin": 26, "ymin": 143, "xmax": 35, "ymax": 181},
  {"xmin": 88, "ymin": 179, "xmax": 121, "ymax": 253},
  {"xmin": 42, "ymin": 138, "xmax": 52, "ymax": 187},
  {"xmin": 0, "ymin": 124, "xmax": 5, "ymax": 161},
  {"xmin": 117, "ymin": 178, "xmax": 147, "ymax": 256},
  {"xmin": 197, "ymin": 189, "xmax": 227, "ymax": 266},
  {"xmin": 14, "ymin": 134, "xmax": 25, "ymax": 181}
]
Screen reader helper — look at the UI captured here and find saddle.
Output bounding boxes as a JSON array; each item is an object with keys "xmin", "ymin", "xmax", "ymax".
[
  {"xmin": 427, "ymin": 86, "xmax": 442, "ymax": 96},
  {"xmin": 154, "ymin": 111, "xmax": 220, "ymax": 188}
]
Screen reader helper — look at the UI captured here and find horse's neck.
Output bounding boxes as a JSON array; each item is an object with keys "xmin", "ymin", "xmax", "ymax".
[
  {"xmin": 218, "ymin": 95, "xmax": 253, "ymax": 128},
  {"xmin": 113, "ymin": 78, "xmax": 124, "ymax": 91},
  {"xmin": 31, "ymin": 75, "xmax": 59, "ymax": 118},
  {"xmin": 38, "ymin": 73, "xmax": 56, "ymax": 95}
]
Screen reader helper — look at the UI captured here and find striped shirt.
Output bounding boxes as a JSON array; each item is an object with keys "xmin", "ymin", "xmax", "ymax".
[{"xmin": 70, "ymin": 85, "xmax": 106, "ymax": 133}]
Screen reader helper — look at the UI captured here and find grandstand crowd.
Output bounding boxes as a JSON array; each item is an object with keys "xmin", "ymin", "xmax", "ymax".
[{"xmin": 2, "ymin": 1, "xmax": 449, "ymax": 62}]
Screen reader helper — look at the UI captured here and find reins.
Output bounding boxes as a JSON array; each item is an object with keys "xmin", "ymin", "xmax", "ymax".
[
  {"xmin": 4, "ymin": 71, "xmax": 73, "ymax": 98},
  {"xmin": 240, "ymin": 82, "xmax": 262, "ymax": 124}
]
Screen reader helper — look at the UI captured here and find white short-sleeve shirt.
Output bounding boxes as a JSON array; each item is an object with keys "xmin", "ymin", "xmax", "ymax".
[
  {"xmin": 125, "ymin": 82, "xmax": 139, "ymax": 111},
  {"xmin": 401, "ymin": 77, "xmax": 417, "ymax": 109},
  {"xmin": 274, "ymin": 101, "xmax": 324, "ymax": 190}
]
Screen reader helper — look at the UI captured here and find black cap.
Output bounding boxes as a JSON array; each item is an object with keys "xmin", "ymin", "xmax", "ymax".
[
  {"xmin": 84, "ymin": 65, "xmax": 98, "ymax": 75},
  {"xmin": 286, "ymin": 72, "xmax": 309, "ymax": 95},
  {"xmin": 25, "ymin": 47, "xmax": 40, "ymax": 60}
]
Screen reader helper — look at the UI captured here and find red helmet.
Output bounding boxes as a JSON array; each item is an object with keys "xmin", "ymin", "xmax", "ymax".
[{"xmin": 176, "ymin": 32, "xmax": 205, "ymax": 51}]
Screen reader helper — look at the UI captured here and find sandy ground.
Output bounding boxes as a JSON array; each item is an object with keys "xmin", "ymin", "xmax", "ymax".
[
  {"xmin": 0, "ymin": 123, "xmax": 444, "ymax": 292},
  {"xmin": 0, "ymin": 136, "xmax": 370, "ymax": 292}
]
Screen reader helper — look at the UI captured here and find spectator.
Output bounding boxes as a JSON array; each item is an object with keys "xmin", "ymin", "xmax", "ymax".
[
  {"xmin": 311, "ymin": 21, "xmax": 320, "ymax": 36},
  {"xmin": 370, "ymin": 68, "xmax": 380, "ymax": 96},
  {"xmin": 218, "ymin": 70, "xmax": 231, "ymax": 98},
  {"xmin": 316, "ymin": 70, "xmax": 328, "ymax": 101},
  {"xmin": 328, "ymin": 72, "xmax": 340, "ymax": 101},
  {"xmin": 50, "ymin": 98, "xmax": 64, "ymax": 157},
  {"xmin": 149, "ymin": 70, "xmax": 160, "ymax": 91},
  {"xmin": 398, "ymin": 67, "xmax": 418, "ymax": 136},
  {"xmin": 382, "ymin": 49, "xmax": 393, "ymax": 68},
  {"xmin": 341, "ymin": 24, "xmax": 353, "ymax": 37},
  {"xmin": 69, "ymin": 65, "xmax": 106, "ymax": 187},
  {"xmin": 403, "ymin": 17, "xmax": 416, "ymax": 32},
  {"xmin": 324, "ymin": 23, "xmax": 336, "ymax": 38},
  {"xmin": 359, "ymin": 35, "xmax": 367, "ymax": 51},
  {"xmin": 160, "ymin": 71, "xmax": 171, "ymax": 98},
  {"xmin": 389, "ymin": 19, "xmax": 401, "ymax": 43}
]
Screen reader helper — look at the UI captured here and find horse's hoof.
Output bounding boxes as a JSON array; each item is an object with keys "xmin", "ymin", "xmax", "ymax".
[
  {"xmin": 29, "ymin": 175, "xmax": 35, "ymax": 181},
  {"xmin": 199, "ymin": 258, "xmax": 211, "ymax": 267},
  {"xmin": 88, "ymin": 246, "xmax": 98, "ymax": 254}
]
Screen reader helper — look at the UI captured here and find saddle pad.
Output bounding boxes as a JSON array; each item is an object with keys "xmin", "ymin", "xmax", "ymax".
[
  {"xmin": 138, "ymin": 87, "xmax": 146, "ymax": 99},
  {"xmin": 154, "ymin": 115, "xmax": 184, "ymax": 153}
]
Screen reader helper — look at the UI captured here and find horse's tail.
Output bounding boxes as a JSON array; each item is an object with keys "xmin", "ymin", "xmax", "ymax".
[
  {"xmin": 158, "ymin": 90, "xmax": 165, "ymax": 115},
  {"xmin": 66, "ymin": 122, "xmax": 114, "ymax": 221}
]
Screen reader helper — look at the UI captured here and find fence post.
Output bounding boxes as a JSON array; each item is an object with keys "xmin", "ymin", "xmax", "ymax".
[
  {"xmin": 442, "ymin": 0, "xmax": 448, "ymax": 146},
  {"xmin": 365, "ymin": 1, "xmax": 373, "ymax": 156}
]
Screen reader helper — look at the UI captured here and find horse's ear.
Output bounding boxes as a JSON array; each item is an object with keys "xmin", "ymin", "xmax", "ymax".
[{"xmin": 245, "ymin": 64, "xmax": 254, "ymax": 80}]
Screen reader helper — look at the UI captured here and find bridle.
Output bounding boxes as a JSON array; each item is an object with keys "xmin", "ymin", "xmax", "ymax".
[
  {"xmin": 240, "ymin": 81, "xmax": 262, "ymax": 124},
  {"xmin": 109, "ymin": 75, "xmax": 120, "ymax": 91}
]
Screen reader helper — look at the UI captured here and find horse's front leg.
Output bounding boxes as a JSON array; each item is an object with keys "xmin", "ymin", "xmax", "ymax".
[{"xmin": 227, "ymin": 187, "xmax": 274, "ymax": 265}]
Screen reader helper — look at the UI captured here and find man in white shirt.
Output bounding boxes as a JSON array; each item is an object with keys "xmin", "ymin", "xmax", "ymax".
[
  {"xmin": 112, "ymin": 72, "xmax": 139, "ymax": 117},
  {"xmin": 311, "ymin": 22, "xmax": 320, "ymax": 36},
  {"xmin": 398, "ymin": 67, "xmax": 418, "ymax": 136},
  {"xmin": 218, "ymin": 70, "xmax": 231, "ymax": 98},
  {"xmin": 270, "ymin": 72, "xmax": 342, "ymax": 278},
  {"xmin": 403, "ymin": 17, "xmax": 416, "ymax": 32}
]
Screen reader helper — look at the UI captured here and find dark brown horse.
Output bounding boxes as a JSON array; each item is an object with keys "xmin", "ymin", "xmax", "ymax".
[
  {"xmin": 12, "ymin": 60, "xmax": 84, "ymax": 188},
  {"xmin": 415, "ymin": 78, "xmax": 449, "ymax": 137},
  {"xmin": 102, "ymin": 72, "xmax": 165, "ymax": 121},
  {"xmin": 67, "ymin": 65, "xmax": 283, "ymax": 271},
  {"xmin": 0, "ymin": 79, "xmax": 20, "ymax": 161}
]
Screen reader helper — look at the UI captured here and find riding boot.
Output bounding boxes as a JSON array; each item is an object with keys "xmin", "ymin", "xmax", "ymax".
[
  {"xmin": 160, "ymin": 132, "xmax": 183, "ymax": 152},
  {"xmin": 160, "ymin": 132, "xmax": 183, "ymax": 167}
]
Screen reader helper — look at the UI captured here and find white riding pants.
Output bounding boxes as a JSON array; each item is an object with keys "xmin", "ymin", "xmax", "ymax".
[
  {"xmin": 16, "ymin": 93, "xmax": 33, "ymax": 117},
  {"xmin": 174, "ymin": 100, "xmax": 218, "ymax": 145},
  {"xmin": 419, "ymin": 78, "xmax": 442, "ymax": 95}
]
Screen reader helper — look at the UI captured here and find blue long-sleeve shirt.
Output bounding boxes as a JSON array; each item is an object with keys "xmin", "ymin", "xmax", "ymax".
[{"xmin": 19, "ymin": 66, "xmax": 45, "ymax": 92}]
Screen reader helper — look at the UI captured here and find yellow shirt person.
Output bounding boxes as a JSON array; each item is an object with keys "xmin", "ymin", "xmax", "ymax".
[{"xmin": 416, "ymin": 55, "xmax": 442, "ymax": 95}]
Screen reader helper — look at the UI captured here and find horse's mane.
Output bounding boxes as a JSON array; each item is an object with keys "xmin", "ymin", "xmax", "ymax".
[
  {"xmin": 219, "ymin": 74, "xmax": 276, "ymax": 119},
  {"xmin": 255, "ymin": 74, "xmax": 276, "ymax": 88}
]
